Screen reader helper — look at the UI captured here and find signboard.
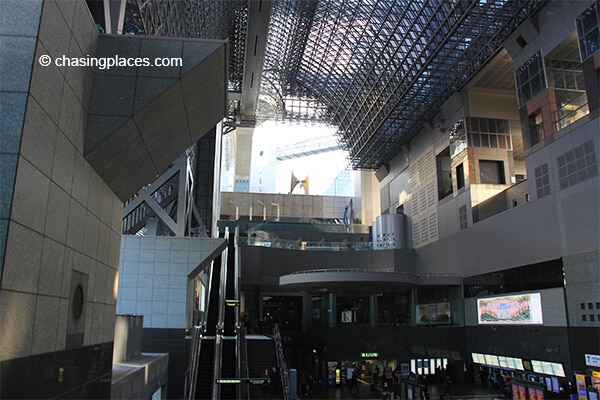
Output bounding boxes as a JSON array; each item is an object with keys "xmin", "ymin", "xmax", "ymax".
[
  {"xmin": 551, "ymin": 377, "xmax": 560, "ymax": 393},
  {"xmin": 536, "ymin": 388, "xmax": 545, "ymax": 400},
  {"xmin": 576, "ymin": 374, "xmax": 587, "ymax": 400},
  {"xmin": 361, "ymin": 352, "xmax": 380, "ymax": 358},
  {"xmin": 341, "ymin": 310, "xmax": 354, "ymax": 323},
  {"xmin": 586, "ymin": 354, "xmax": 600, "ymax": 368},
  {"xmin": 477, "ymin": 293, "xmax": 543, "ymax": 325},
  {"xmin": 416, "ymin": 302, "xmax": 451, "ymax": 324}
]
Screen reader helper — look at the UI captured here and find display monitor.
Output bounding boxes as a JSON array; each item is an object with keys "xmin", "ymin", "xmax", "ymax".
[
  {"xmin": 477, "ymin": 293, "xmax": 543, "ymax": 325},
  {"xmin": 531, "ymin": 360, "xmax": 544, "ymax": 373},
  {"xmin": 512, "ymin": 358, "xmax": 525, "ymax": 371}
]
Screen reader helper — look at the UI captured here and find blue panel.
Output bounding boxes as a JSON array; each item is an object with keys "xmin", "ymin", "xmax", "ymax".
[
  {"xmin": 0, "ymin": 0, "xmax": 43, "ymax": 37},
  {"xmin": 0, "ymin": 92, "xmax": 27, "ymax": 153},
  {"xmin": 0, "ymin": 218, "xmax": 7, "ymax": 277},
  {"xmin": 0, "ymin": 153, "xmax": 18, "ymax": 220},
  {"xmin": 0, "ymin": 35, "xmax": 37, "ymax": 92}
]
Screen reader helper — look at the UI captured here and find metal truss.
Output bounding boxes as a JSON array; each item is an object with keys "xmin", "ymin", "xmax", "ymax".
[
  {"xmin": 261, "ymin": 0, "xmax": 546, "ymax": 169},
  {"xmin": 124, "ymin": 0, "xmax": 247, "ymax": 92}
]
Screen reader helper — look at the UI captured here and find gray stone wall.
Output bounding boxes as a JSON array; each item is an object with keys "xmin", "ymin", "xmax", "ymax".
[
  {"xmin": 0, "ymin": 0, "xmax": 42, "ymax": 281},
  {"xmin": 0, "ymin": 0, "xmax": 122, "ymax": 361}
]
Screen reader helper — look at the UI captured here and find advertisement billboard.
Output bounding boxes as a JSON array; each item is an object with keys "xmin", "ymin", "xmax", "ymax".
[{"xmin": 477, "ymin": 293, "xmax": 543, "ymax": 325}]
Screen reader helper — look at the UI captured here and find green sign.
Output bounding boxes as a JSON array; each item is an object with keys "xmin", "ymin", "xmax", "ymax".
[{"xmin": 360, "ymin": 352, "xmax": 379, "ymax": 358}]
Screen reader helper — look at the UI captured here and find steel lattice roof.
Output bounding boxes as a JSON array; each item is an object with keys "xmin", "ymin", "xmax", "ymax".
[
  {"xmin": 125, "ymin": 0, "xmax": 545, "ymax": 170},
  {"xmin": 260, "ymin": 0, "xmax": 545, "ymax": 169}
]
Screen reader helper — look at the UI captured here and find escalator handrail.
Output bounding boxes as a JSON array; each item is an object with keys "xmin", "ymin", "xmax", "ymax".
[
  {"xmin": 273, "ymin": 323, "xmax": 291, "ymax": 400},
  {"xmin": 212, "ymin": 227, "xmax": 230, "ymax": 400},
  {"xmin": 186, "ymin": 325, "xmax": 204, "ymax": 400}
]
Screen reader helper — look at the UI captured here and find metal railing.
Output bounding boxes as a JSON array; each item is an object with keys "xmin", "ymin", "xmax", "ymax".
[
  {"xmin": 554, "ymin": 93, "xmax": 589, "ymax": 131},
  {"xmin": 243, "ymin": 237, "xmax": 385, "ymax": 251},
  {"xmin": 185, "ymin": 324, "xmax": 204, "ymax": 400},
  {"xmin": 273, "ymin": 323, "xmax": 290, "ymax": 400}
]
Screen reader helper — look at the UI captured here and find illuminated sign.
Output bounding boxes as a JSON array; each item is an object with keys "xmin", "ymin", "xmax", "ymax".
[
  {"xmin": 586, "ymin": 354, "xmax": 600, "ymax": 368},
  {"xmin": 361, "ymin": 352, "xmax": 380, "ymax": 358},
  {"xmin": 216, "ymin": 379, "xmax": 242, "ymax": 384},
  {"xmin": 477, "ymin": 293, "xmax": 543, "ymax": 325}
]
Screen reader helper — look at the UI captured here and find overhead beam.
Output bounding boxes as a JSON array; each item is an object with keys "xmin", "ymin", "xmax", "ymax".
[{"xmin": 239, "ymin": 0, "xmax": 273, "ymax": 125}]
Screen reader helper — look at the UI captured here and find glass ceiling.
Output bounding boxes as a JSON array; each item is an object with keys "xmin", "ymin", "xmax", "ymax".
[
  {"xmin": 260, "ymin": 0, "xmax": 545, "ymax": 169},
  {"xmin": 125, "ymin": 0, "xmax": 545, "ymax": 170}
]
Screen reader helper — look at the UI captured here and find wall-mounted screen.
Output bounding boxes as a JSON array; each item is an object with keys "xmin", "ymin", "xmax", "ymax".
[
  {"xmin": 416, "ymin": 302, "xmax": 451, "ymax": 325},
  {"xmin": 477, "ymin": 293, "xmax": 543, "ymax": 325},
  {"xmin": 531, "ymin": 360, "xmax": 565, "ymax": 377},
  {"xmin": 512, "ymin": 358, "xmax": 525, "ymax": 371},
  {"xmin": 472, "ymin": 353, "xmax": 485, "ymax": 364}
]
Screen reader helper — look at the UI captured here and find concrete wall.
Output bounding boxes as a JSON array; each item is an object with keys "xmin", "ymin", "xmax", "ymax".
[
  {"xmin": 220, "ymin": 191, "xmax": 355, "ymax": 220},
  {"xmin": 563, "ymin": 250, "xmax": 600, "ymax": 328},
  {"xmin": 0, "ymin": 0, "xmax": 122, "ymax": 361},
  {"xmin": 117, "ymin": 235, "xmax": 225, "ymax": 329},
  {"xmin": 0, "ymin": 1, "xmax": 122, "ymax": 397}
]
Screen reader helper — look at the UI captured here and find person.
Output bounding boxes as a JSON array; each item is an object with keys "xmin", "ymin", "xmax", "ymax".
[
  {"xmin": 269, "ymin": 366, "xmax": 281, "ymax": 396},
  {"xmin": 349, "ymin": 369, "xmax": 359, "ymax": 397},
  {"xmin": 380, "ymin": 389, "xmax": 392, "ymax": 400},
  {"xmin": 300, "ymin": 373, "xmax": 310, "ymax": 397},
  {"xmin": 440, "ymin": 374, "xmax": 451, "ymax": 400},
  {"xmin": 393, "ymin": 366, "xmax": 400, "ymax": 386},
  {"xmin": 373, "ymin": 365, "xmax": 380, "ymax": 385},
  {"xmin": 262, "ymin": 368, "xmax": 270, "ymax": 396}
]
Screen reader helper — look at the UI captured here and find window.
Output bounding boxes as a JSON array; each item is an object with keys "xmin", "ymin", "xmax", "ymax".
[
  {"xmin": 582, "ymin": 314, "xmax": 587, "ymax": 322},
  {"xmin": 436, "ymin": 148, "xmax": 453, "ymax": 200},
  {"xmin": 534, "ymin": 163, "xmax": 551, "ymax": 198},
  {"xmin": 516, "ymin": 52, "xmax": 547, "ymax": 106},
  {"xmin": 557, "ymin": 140, "xmax": 598, "ymax": 190},
  {"xmin": 466, "ymin": 117, "xmax": 512, "ymax": 150},
  {"xmin": 576, "ymin": 2, "xmax": 600, "ymax": 61},
  {"xmin": 456, "ymin": 163, "xmax": 465, "ymax": 190},
  {"xmin": 546, "ymin": 59, "xmax": 586, "ymax": 91},
  {"xmin": 459, "ymin": 205, "xmax": 468, "ymax": 230},
  {"xmin": 479, "ymin": 160, "xmax": 505, "ymax": 184},
  {"xmin": 449, "ymin": 119, "xmax": 467, "ymax": 157},
  {"xmin": 528, "ymin": 111, "xmax": 544, "ymax": 147}
]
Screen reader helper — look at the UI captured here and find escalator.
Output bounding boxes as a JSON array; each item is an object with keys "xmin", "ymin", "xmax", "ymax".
[
  {"xmin": 220, "ymin": 232, "xmax": 238, "ymax": 399},
  {"xmin": 219, "ymin": 338, "xmax": 237, "ymax": 399},
  {"xmin": 246, "ymin": 337, "xmax": 279, "ymax": 399},
  {"xmin": 193, "ymin": 234, "xmax": 225, "ymax": 399},
  {"xmin": 223, "ymin": 233, "xmax": 237, "ymax": 337},
  {"xmin": 191, "ymin": 229, "xmax": 240, "ymax": 400},
  {"xmin": 194, "ymin": 339, "xmax": 215, "ymax": 400}
]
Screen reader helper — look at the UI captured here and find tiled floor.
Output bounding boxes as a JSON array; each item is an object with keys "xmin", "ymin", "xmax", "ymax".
[{"xmin": 298, "ymin": 381, "xmax": 504, "ymax": 400}]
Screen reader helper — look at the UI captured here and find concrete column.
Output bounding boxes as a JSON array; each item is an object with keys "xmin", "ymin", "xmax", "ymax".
[
  {"xmin": 370, "ymin": 294, "xmax": 377, "ymax": 327},
  {"xmin": 328, "ymin": 293, "xmax": 336, "ymax": 327},
  {"xmin": 410, "ymin": 288, "xmax": 417, "ymax": 327}
]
